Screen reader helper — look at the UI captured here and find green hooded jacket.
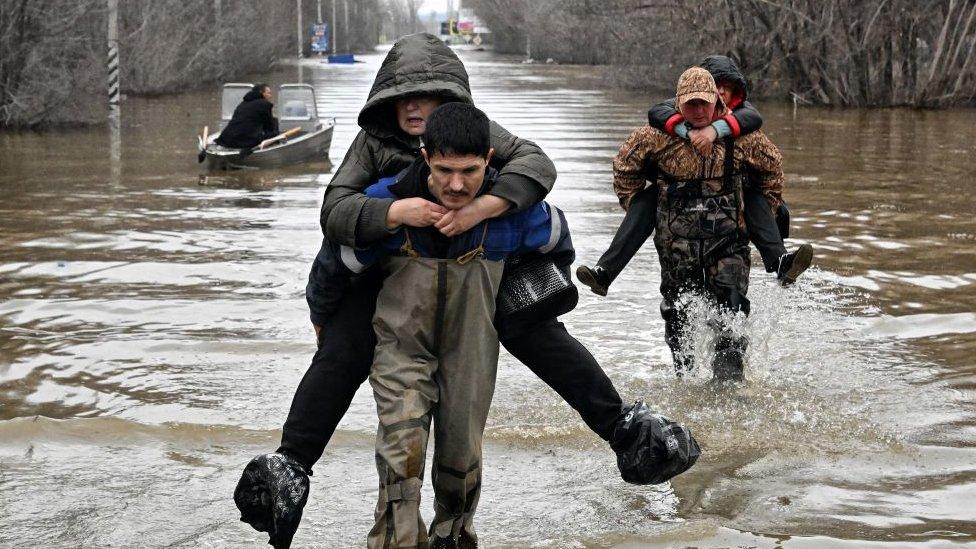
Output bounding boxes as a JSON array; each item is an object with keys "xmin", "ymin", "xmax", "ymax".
[{"xmin": 320, "ymin": 33, "xmax": 557, "ymax": 247}]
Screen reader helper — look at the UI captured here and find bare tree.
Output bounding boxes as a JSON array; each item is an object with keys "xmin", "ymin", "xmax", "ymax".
[
  {"xmin": 120, "ymin": 0, "xmax": 293, "ymax": 95},
  {"xmin": 1, "ymin": 0, "xmax": 389, "ymax": 128},
  {"xmin": 384, "ymin": 0, "xmax": 422, "ymax": 40},
  {"xmin": 468, "ymin": 0, "xmax": 976, "ymax": 107},
  {"xmin": 0, "ymin": 0, "xmax": 104, "ymax": 127}
]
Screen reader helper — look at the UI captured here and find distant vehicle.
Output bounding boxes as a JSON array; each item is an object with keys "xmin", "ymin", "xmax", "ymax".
[{"xmin": 198, "ymin": 83, "xmax": 335, "ymax": 170}]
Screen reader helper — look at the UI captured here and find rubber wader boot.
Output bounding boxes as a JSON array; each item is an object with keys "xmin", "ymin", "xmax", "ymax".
[
  {"xmin": 430, "ymin": 529, "xmax": 479, "ymax": 549},
  {"xmin": 711, "ymin": 336, "xmax": 746, "ymax": 382}
]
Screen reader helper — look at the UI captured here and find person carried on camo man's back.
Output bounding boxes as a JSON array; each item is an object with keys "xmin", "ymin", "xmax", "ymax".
[{"xmin": 576, "ymin": 55, "xmax": 813, "ymax": 297}]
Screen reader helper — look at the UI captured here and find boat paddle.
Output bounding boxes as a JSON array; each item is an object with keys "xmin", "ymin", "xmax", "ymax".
[
  {"xmin": 239, "ymin": 127, "xmax": 303, "ymax": 158},
  {"xmin": 196, "ymin": 126, "xmax": 209, "ymax": 163}
]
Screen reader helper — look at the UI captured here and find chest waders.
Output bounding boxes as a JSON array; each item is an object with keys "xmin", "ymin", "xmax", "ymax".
[
  {"xmin": 367, "ymin": 227, "xmax": 501, "ymax": 549},
  {"xmin": 653, "ymin": 138, "xmax": 751, "ymax": 381}
]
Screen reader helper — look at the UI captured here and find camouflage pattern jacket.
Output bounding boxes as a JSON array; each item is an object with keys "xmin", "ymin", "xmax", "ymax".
[
  {"xmin": 612, "ymin": 125, "xmax": 784, "ymax": 214},
  {"xmin": 613, "ymin": 126, "xmax": 784, "ymax": 300}
]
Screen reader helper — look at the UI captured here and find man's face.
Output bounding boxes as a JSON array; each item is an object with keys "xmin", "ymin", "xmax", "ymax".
[
  {"xmin": 396, "ymin": 96, "xmax": 443, "ymax": 136},
  {"xmin": 679, "ymin": 98, "xmax": 716, "ymax": 128},
  {"xmin": 422, "ymin": 148, "xmax": 494, "ymax": 210}
]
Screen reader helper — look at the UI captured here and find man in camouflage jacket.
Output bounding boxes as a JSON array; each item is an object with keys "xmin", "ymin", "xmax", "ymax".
[{"xmin": 612, "ymin": 66, "xmax": 784, "ymax": 381}]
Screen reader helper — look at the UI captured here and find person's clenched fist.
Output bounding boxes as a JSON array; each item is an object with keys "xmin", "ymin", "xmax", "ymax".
[{"xmin": 386, "ymin": 197, "xmax": 448, "ymax": 228}]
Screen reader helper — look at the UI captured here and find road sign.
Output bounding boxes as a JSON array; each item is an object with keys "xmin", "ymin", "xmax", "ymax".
[{"xmin": 310, "ymin": 23, "xmax": 330, "ymax": 53}]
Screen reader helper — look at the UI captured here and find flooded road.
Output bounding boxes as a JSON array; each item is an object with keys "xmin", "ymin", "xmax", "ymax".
[{"xmin": 1, "ymin": 48, "xmax": 975, "ymax": 547}]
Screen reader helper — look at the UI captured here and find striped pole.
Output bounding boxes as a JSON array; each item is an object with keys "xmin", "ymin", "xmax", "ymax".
[
  {"xmin": 107, "ymin": 0, "xmax": 121, "ymax": 184},
  {"xmin": 107, "ymin": 0, "xmax": 120, "ymax": 116}
]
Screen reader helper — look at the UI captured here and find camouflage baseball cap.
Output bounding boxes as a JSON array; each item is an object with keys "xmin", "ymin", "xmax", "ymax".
[{"xmin": 676, "ymin": 66, "xmax": 718, "ymax": 105}]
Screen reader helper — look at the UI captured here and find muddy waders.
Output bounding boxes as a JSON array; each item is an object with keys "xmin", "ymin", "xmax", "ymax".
[
  {"xmin": 368, "ymin": 255, "xmax": 502, "ymax": 548},
  {"xmin": 656, "ymin": 139, "xmax": 750, "ymax": 381}
]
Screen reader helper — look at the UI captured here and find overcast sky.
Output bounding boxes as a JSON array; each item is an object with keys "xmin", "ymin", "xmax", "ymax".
[{"xmin": 419, "ymin": 0, "xmax": 450, "ymax": 14}]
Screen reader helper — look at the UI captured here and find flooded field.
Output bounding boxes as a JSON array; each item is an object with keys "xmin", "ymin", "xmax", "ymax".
[{"xmin": 1, "ymin": 48, "xmax": 975, "ymax": 547}]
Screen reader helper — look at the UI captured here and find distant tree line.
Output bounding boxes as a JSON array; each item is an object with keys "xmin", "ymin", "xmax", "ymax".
[
  {"xmin": 468, "ymin": 0, "xmax": 976, "ymax": 107},
  {"xmin": 384, "ymin": 0, "xmax": 423, "ymax": 40},
  {"xmin": 0, "ymin": 0, "xmax": 397, "ymax": 129}
]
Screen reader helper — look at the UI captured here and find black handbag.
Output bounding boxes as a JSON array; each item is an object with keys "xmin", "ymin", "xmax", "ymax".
[{"xmin": 496, "ymin": 255, "xmax": 579, "ymax": 330}]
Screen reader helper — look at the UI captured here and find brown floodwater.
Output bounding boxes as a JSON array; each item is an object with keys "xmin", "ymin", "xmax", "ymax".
[{"xmin": 1, "ymin": 48, "xmax": 975, "ymax": 547}]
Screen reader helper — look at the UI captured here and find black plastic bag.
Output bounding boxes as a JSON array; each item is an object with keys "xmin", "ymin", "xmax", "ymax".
[
  {"xmin": 611, "ymin": 401, "xmax": 701, "ymax": 485},
  {"xmin": 234, "ymin": 453, "xmax": 310, "ymax": 549}
]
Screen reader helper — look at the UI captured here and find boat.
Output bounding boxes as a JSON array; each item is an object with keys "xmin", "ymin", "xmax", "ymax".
[{"xmin": 198, "ymin": 83, "xmax": 335, "ymax": 170}]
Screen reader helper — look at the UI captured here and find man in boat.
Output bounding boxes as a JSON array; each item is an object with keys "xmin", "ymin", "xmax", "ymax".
[
  {"xmin": 233, "ymin": 33, "xmax": 700, "ymax": 549},
  {"xmin": 576, "ymin": 55, "xmax": 813, "ymax": 298},
  {"xmin": 215, "ymin": 83, "xmax": 280, "ymax": 149},
  {"xmin": 611, "ymin": 66, "xmax": 785, "ymax": 382}
]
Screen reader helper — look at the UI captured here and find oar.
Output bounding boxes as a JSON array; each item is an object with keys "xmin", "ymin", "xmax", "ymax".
[
  {"xmin": 196, "ymin": 126, "xmax": 209, "ymax": 163},
  {"xmin": 239, "ymin": 127, "xmax": 302, "ymax": 158}
]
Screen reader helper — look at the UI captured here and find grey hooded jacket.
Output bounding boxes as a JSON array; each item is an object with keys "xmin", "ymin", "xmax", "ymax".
[{"xmin": 320, "ymin": 33, "xmax": 557, "ymax": 247}]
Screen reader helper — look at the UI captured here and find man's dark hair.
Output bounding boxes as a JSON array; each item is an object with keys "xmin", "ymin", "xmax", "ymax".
[{"xmin": 422, "ymin": 102, "xmax": 490, "ymax": 158}]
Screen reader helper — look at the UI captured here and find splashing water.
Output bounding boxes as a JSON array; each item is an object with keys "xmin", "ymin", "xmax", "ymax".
[{"xmin": 1, "ymin": 48, "xmax": 975, "ymax": 546}]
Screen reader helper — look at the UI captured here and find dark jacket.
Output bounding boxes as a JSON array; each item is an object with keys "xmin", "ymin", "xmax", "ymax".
[
  {"xmin": 215, "ymin": 90, "xmax": 280, "ymax": 149},
  {"xmin": 648, "ymin": 55, "xmax": 762, "ymax": 138},
  {"xmin": 320, "ymin": 33, "xmax": 557, "ymax": 248},
  {"xmin": 700, "ymin": 55, "xmax": 748, "ymax": 99},
  {"xmin": 307, "ymin": 159, "xmax": 575, "ymax": 328}
]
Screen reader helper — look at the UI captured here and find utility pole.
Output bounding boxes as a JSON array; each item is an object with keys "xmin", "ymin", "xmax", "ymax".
[
  {"xmin": 213, "ymin": 0, "xmax": 222, "ymax": 68},
  {"xmin": 331, "ymin": 0, "xmax": 337, "ymax": 55},
  {"xmin": 317, "ymin": 0, "xmax": 322, "ymax": 23},
  {"xmin": 296, "ymin": 0, "xmax": 303, "ymax": 58},
  {"xmin": 343, "ymin": 0, "xmax": 348, "ymax": 53}
]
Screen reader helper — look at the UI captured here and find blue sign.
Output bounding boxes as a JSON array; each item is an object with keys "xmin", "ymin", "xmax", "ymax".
[{"xmin": 311, "ymin": 23, "xmax": 330, "ymax": 53}]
